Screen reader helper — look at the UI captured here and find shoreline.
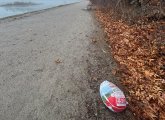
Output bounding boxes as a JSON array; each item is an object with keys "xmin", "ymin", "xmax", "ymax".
[
  {"xmin": 0, "ymin": 2, "xmax": 38, "ymax": 7},
  {"xmin": 0, "ymin": 2, "xmax": 80, "ymax": 23}
]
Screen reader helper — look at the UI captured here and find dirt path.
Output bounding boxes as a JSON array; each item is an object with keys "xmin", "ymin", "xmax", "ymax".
[{"xmin": 0, "ymin": 1, "xmax": 135, "ymax": 120}]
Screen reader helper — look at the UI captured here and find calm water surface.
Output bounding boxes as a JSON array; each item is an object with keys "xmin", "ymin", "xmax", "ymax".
[{"xmin": 0, "ymin": 0, "xmax": 80, "ymax": 18}]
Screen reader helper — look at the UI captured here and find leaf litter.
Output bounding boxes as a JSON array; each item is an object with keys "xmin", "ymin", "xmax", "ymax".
[{"xmin": 95, "ymin": 8, "xmax": 165, "ymax": 120}]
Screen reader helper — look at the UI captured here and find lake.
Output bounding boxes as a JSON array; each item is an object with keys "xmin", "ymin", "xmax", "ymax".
[{"xmin": 0, "ymin": 0, "xmax": 80, "ymax": 18}]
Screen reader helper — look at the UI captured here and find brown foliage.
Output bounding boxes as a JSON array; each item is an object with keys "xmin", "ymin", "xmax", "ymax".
[
  {"xmin": 95, "ymin": 8, "xmax": 165, "ymax": 120},
  {"xmin": 90, "ymin": 0, "xmax": 165, "ymax": 22}
]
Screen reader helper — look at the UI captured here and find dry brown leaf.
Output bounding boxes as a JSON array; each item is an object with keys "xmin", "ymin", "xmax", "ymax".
[
  {"xmin": 95, "ymin": 8, "xmax": 165, "ymax": 120},
  {"xmin": 55, "ymin": 59, "xmax": 62, "ymax": 64}
]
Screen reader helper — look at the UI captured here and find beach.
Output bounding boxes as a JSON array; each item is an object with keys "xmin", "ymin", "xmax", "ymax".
[{"xmin": 0, "ymin": 1, "xmax": 135, "ymax": 120}]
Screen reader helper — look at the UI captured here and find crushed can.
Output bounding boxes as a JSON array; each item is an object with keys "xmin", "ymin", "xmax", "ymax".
[{"xmin": 100, "ymin": 80, "xmax": 127, "ymax": 112}]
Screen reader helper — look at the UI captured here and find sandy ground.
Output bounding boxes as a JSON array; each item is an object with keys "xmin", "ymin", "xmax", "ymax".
[{"xmin": 0, "ymin": 1, "xmax": 135, "ymax": 120}]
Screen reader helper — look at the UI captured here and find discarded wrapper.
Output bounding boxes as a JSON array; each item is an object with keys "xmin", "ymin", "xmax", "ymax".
[{"xmin": 100, "ymin": 80, "xmax": 127, "ymax": 112}]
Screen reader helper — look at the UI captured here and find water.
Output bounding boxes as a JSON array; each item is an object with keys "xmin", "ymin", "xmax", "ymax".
[{"xmin": 0, "ymin": 0, "xmax": 80, "ymax": 18}]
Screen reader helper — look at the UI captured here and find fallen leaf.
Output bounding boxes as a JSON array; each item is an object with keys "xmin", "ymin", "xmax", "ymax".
[{"xmin": 55, "ymin": 59, "xmax": 62, "ymax": 64}]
